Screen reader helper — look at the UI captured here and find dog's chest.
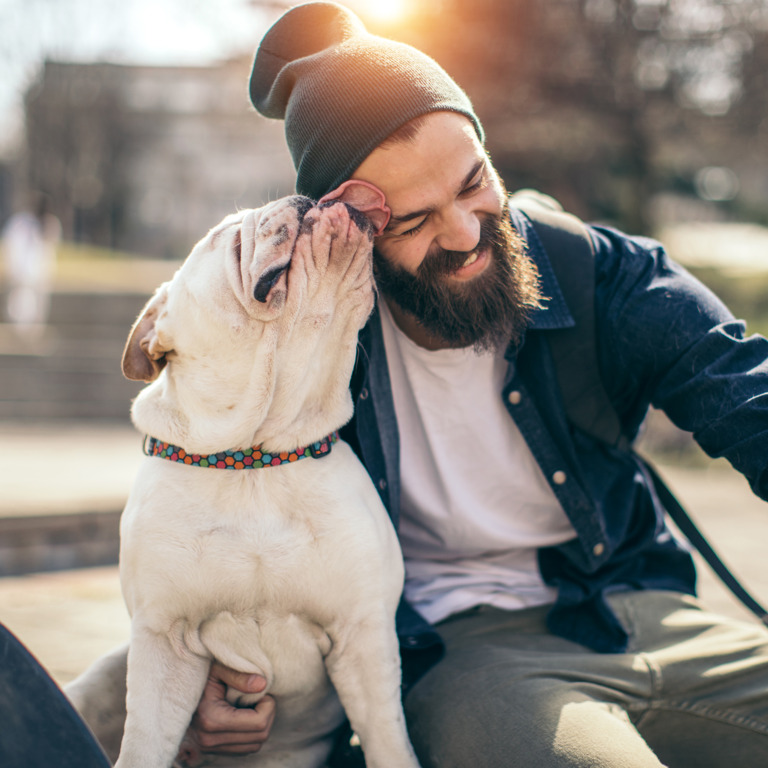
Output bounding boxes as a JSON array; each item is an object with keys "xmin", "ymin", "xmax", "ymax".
[{"xmin": 120, "ymin": 447, "xmax": 397, "ymax": 621}]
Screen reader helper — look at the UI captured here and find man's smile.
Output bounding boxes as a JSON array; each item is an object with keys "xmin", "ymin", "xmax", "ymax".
[{"xmin": 451, "ymin": 247, "xmax": 491, "ymax": 280}]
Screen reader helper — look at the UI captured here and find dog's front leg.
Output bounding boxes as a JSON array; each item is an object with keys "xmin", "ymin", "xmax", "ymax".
[
  {"xmin": 115, "ymin": 624, "xmax": 210, "ymax": 768},
  {"xmin": 325, "ymin": 619, "xmax": 420, "ymax": 768}
]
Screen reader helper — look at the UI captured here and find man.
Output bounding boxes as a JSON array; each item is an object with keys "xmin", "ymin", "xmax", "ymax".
[{"xmin": 69, "ymin": 3, "xmax": 768, "ymax": 766}]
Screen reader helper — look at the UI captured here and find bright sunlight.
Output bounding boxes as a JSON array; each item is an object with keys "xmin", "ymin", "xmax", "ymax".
[{"xmin": 349, "ymin": 0, "xmax": 413, "ymax": 26}]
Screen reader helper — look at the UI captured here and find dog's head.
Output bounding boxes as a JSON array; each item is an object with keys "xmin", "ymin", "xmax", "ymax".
[{"xmin": 121, "ymin": 193, "xmax": 380, "ymax": 454}]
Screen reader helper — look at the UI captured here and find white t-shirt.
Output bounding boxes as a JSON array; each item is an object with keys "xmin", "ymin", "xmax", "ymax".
[{"xmin": 379, "ymin": 301, "xmax": 577, "ymax": 624}]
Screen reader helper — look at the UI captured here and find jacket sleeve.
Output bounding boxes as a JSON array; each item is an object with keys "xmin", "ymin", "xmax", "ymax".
[{"xmin": 592, "ymin": 225, "xmax": 768, "ymax": 500}]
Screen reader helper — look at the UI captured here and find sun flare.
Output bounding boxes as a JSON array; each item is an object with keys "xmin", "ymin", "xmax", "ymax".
[{"xmin": 349, "ymin": 0, "xmax": 412, "ymax": 26}]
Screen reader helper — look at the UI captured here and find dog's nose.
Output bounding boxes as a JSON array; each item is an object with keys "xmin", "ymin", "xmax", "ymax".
[
  {"xmin": 316, "ymin": 199, "xmax": 375, "ymax": 237},
  {"xmin": 290, "ymin": 196, "xmax": 315, "ymax": 223}
]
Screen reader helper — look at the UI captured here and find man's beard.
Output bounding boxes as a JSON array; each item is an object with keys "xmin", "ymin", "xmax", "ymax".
[{"xmin": 373, "ymin": 204, "xmax": 543, "ymax": 351}]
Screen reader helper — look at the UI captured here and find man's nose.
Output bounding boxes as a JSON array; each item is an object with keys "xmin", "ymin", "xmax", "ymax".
[{"xmin": 435, "ymin": 207, "xmax": 481, "ymax": 253}]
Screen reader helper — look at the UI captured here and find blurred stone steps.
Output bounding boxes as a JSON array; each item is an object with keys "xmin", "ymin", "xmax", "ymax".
[
  {"xmin": 0, "ymin": 511, "xmax": 122, "ymax": 577},
  {"xmin": 0, "ymin": 420, "xmax": 142, "ymax": 575},
  {"xmin": 0, "ymin": 291, "xmax": 147, "ymax": 422}
]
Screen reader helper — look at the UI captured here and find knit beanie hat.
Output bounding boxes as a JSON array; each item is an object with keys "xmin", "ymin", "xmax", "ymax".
[{"xmin": 249, "ymin": 1, "xmax": 484, "ymax": 200}]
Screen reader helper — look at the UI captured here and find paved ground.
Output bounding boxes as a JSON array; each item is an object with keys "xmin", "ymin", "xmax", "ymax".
[
  {"xmin": 0, "ymin": 422, "xmax": 143, "ymax": 518},
  {"xmin": 0, "ymin": 422, "xmax": 767, "ymax": 688}
]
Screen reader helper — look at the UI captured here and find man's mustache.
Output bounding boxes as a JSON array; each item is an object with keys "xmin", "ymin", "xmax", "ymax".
[{"xmin": 417, "ymin": 214, "xmax": 502, "ymax": 279}]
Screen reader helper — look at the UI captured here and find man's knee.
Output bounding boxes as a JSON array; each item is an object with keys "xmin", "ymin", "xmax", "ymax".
[
  {"xmin": 403, "ymin": 650, "xmax": 558, "ymax": 767},
  {"xmin": 403, "ymin": 650, "xmax": 664, "ymax": 768}
]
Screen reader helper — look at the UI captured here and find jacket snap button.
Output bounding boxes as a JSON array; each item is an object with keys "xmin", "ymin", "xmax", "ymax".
[
  {"xmin": 359, "ymin": 388, "xmax": 369, "ymax": 400},
  {"xmin": 507, "ymin": 390, "xmax": 522, "ymax": 405},
  {"xmin": 593, "ymin": 542, "xmax": 605, "ymax": 557},
  {"xmin": 552, "ymin": 470, "xmax": 567, "ymax": 485},
  {"xmin": 378, "ymin": 478, "xmax": 387, "ymax": 491}
]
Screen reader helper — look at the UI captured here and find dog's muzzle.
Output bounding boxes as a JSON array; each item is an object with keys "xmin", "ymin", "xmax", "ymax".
[{"xmin": 253, "ymin": 196, "xmax": 314, "ymax": 303}]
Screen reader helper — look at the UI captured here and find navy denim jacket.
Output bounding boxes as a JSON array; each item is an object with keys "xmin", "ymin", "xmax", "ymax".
[{"xmin": 339, "ymin": 204, "xmax": 768, "ymax": 681}]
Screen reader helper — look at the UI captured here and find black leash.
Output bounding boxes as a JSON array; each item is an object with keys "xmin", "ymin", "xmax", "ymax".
[{"xmin": 643, "ymin": 459, "xmax": 768, "ymax": 626}]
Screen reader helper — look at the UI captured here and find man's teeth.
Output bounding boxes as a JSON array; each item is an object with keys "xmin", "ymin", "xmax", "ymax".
[{"xmin": 461, "ymin": 252, "xmax": 479, "ymax": 268}]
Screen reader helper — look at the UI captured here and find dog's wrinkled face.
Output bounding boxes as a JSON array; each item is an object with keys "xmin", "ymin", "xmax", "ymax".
[
  {"xmin": 121, "ymin": 195, "xmax": 377, "ymax": 453},
  {"xmin": 229, "ymin": 195, "xmax": 315, "ymax": 312},
  {"xmin": 122, "ymin": 195, "xmax": 376, "ymax": 377},
  {"xmin": 229, "ymin": 195, "xmax": 376, "ymax": 317}
]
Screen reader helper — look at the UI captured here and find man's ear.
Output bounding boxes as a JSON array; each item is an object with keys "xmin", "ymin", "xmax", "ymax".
[{"xmin": 121, "ymin": 283, "xmax": 172, "ymax": 382}]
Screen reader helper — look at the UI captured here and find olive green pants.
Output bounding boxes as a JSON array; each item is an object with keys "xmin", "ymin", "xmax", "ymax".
[{"xmin": 403, "ymin": 591, "xmax": 768, "ymax": 768}]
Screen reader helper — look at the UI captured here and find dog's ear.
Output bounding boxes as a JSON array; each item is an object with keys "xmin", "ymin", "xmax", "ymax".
[
  {"xmin": 319, "ymin": 180, "xmax": 391, "ymax": 236},
  {"xmin": 122, "ymin": 283, "xmax": 173, "ymax": 382}
]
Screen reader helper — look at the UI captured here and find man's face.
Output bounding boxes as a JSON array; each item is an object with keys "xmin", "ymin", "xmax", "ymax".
[{"xmin": 351, "ymin": 112, "xmax": 541, "ymax": 351}]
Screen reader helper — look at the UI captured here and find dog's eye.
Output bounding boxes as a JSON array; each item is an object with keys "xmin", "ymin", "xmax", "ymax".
[{"xmin": 254, "ymin": 262, "xmax": 289, "ymax": 303}]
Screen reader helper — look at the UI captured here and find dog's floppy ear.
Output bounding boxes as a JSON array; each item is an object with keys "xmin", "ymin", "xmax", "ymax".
[
  {"xmin": 319, "ymin": 180, "xmax": 391, "ymax": 236},
  {"xmin": 122, "ymin": 283, "xmax": 172, "ymax": 383}
]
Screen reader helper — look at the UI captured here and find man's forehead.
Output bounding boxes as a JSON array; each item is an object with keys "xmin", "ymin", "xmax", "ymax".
[{"xmin": 354, "ymin": 119, "xmax": 485, "ymax": 211}]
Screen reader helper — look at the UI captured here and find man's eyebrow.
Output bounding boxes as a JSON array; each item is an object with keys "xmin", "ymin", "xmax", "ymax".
[
  {"xmin": 388, "ymin": 207, "xmax": 433, "ymax": 226},
  {"xmin": 387, "ymin": 159, "xmax": 486, "ymax": 228}
]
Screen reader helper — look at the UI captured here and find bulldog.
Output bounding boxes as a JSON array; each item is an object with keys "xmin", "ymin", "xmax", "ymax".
[{"xmin": 111, "ymin": 193, "xmax": 419, "ymax": 768}]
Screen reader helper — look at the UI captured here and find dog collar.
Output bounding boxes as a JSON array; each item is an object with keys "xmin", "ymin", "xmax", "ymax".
[{"xmin": 143, "ymin": 432, "xmax": 339, "ymax": 469}]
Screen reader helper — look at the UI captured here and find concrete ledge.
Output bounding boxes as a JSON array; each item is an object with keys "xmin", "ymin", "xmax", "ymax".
[{"xmin": 0, "ymin": 511, "xmax": 121, "ymax": 576}]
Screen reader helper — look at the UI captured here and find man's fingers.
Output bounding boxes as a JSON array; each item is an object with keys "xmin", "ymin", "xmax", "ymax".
[
  {"xmin": 193, "ymin": 692, "xmax": 276, "ymax": 735},
  {"xmin": 195, "ymin": 726, "xmax": 271, "ymax": 752},
  {"xmin": 209, "ymin": 662, "xmax": 267, "ymax": 695},
  {"xmin": 179, "ymin": 728, "xmax": 268, "ymax": 760}
]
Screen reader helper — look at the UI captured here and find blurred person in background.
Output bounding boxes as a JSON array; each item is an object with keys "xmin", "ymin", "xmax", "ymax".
[
  {"xmin": 1, "ymin": 191, "xmax": 60, "ymax": 338},
  {"xmin": 65, "ymin": 3, "xmax": 768, "ymax": 767}
]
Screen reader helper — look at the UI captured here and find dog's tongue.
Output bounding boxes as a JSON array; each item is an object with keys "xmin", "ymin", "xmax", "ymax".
[{"xmin": 319, "ymin": 180, "xmax": 391, "ymax": 236}]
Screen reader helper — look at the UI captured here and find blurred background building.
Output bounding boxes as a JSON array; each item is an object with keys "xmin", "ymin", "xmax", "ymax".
[{"xmin": 21, "ymin": 58, "xmax": 294, "ymax": 259}]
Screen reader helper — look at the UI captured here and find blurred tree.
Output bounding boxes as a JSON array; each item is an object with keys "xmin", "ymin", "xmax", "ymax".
[
  {"xmin": 377, "ymin": 0, "xmax": 768, "ymax": 233},
  {"xmin": 24, "ymin": 63, "xmax": 131, "ymax": 249}
]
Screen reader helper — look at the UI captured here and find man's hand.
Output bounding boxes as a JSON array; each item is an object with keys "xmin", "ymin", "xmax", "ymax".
[{"xmin": 177, "ymin": 662, "xmax": 276, "ymax": 764}]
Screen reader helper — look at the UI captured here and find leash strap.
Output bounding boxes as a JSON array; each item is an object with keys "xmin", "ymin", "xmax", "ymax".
[
  {"xmin": 143, "ymin": 431, "xmax": 339, "ymax": 469},
  {"xmin": 643, "ymin": 459, "xmax": 768, "ymax": 626}
]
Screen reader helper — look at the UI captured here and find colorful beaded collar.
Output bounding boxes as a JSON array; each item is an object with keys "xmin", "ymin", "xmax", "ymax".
[{"xmin": 143, "ymin": 432, "xmax": 338, "ymax": 469}]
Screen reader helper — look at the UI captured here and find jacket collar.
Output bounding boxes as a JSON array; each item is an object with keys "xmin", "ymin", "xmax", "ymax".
[{"xmin": 507, "ymin": 206, "xmax": 575, "ymax": 332}]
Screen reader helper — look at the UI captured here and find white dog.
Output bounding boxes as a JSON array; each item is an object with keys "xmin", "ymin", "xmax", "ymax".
[{"xmin": 113, "ymin": 195, "xmax": 419, "ymax": 768}]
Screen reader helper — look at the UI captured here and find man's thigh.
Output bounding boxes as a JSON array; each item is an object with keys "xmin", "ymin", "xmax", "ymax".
[
  {"xmin": 403, "ymin": 593, "xmax": 768, "ymax": 768},
  {"xmin": 608, "ymin": 590, "xmax": 768, "ymax": 768}
]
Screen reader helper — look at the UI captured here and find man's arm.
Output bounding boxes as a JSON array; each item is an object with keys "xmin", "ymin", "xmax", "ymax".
[{"xmin": 593, "ymin": 225, "xmax": 768, "ymax": 499}]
